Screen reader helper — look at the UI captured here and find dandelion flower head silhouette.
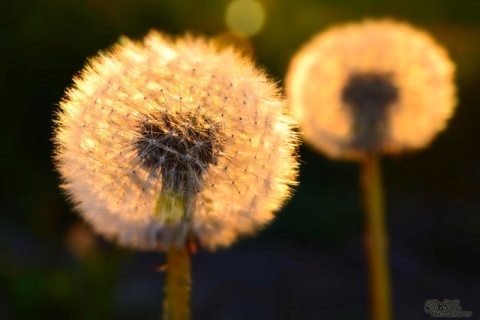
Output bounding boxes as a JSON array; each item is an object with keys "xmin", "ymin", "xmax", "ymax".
[
  {"xmin": 54, "ymin": 31, "xmax": 298, "ymax": 250},
  {"xmin": 286, "ymin": 20, "xmax": 456, "ymax": 159}
]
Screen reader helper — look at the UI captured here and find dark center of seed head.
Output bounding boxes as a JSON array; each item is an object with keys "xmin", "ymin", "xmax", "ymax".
[
  {"xmin": 341, "ymin": 72, "xmax": 398, "ymax": 110},
  {"xmin": 341, "ymin": 72, "xmax": 399, "ymax": 153},
  {"xmin": 135, "ymin": 112, "xmax": 221, "ymax": 193}
]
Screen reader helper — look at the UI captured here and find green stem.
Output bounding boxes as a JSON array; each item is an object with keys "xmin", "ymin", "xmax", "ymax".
[
  {"xmin": 361, "ymin": 155, "xmax": 392, "ymax": 320},
  {"xmin": 163, "ymin": 245, "xmax": 191, "ymax": 320}
]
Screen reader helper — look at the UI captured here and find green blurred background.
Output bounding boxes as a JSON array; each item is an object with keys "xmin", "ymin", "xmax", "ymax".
[{"xmin": 1, "ymin": 0, "xmax": 480, "ymax": 319}]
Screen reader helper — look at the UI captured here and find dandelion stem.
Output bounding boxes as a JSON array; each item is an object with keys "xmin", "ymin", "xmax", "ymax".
[
  {"xmin": 164, "ymin": 245, "xmax": 191, "ymax": 320},
  {"xmin": 361, "ymin": 155, "xmax": 392, "ymax": 320}
]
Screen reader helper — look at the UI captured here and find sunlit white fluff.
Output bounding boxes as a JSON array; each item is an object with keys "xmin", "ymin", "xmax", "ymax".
[{"xmin": 54, "ymin": 31, "xmax": 298, "ymax": 250}]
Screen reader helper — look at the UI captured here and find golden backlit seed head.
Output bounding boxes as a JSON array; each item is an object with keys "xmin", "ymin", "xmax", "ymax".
[
  {"xmin": 286, "ymin": 19, "xmax": 456, "ymax": 159},
  {"xmin": 54, "ymin": 31, "xmax": 299, "ymax": 251}
]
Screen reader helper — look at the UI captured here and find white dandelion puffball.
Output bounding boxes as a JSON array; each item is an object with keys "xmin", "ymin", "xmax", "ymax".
[
  {"xmin": 54, "ymin": 31, "xmax": 298, "ymax": 251},
  {"xmin": 286, "ymin": 20, "xmax": 456, "ymax": 159}
]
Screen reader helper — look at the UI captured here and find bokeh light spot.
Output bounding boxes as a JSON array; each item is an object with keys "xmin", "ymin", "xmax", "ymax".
[{"xmin": 225, "ymin": 0, "xmax": 266, "ymax": 37}]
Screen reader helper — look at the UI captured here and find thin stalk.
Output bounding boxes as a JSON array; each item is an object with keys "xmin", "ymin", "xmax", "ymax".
[
  {"xmin": 361, "ymin": 155, "xmax": 392, "ymax": 320},
  {"xmin": 163, "ymin": 245, "xmax": 191, "ymax": 320}
]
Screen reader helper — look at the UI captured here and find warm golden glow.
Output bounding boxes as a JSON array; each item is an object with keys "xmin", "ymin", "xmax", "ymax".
[
  {"xmin": 286, "ymin": 20, "xmax": 456, "ymax": 159},
  {"xmin": 54, "ymin": 31, "xmax": 299, "ymax": 251},
  {"xmin": 213, "ymin": 31, "xmax": 255, "ymax": 58}
]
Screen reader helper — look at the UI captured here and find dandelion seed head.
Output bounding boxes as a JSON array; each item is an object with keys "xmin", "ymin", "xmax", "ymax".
[
  {"xmin": 286, "ymin": 19, "xmax": 456, "ymax": 159},
  {"xmin": 54, "ymin": 31, "xmax": 298, "ymax": 250}
]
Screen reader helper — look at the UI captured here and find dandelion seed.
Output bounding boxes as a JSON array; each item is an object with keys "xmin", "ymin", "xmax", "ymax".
[
  {"xmin": 286, "ymin": 19, "xmax": 456, "ymax": 159},
  {"xmin": 54, "ymin": 30, "xmax": 298, "ymax": 251}
]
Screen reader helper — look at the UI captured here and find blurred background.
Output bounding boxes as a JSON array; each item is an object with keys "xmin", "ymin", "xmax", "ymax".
[{"xmin": 1, "ymin": 0, "xmax": 480, "ymax": 319}]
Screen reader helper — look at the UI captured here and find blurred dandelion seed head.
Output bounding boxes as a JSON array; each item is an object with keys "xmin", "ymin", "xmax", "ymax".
[
  {"xmin": 54, "ymin": 31, "xmax": 299, "ymax": 250},
  {"xmin": 286, "ymin": 19, "xmax": 456, "ymax": 159}
]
